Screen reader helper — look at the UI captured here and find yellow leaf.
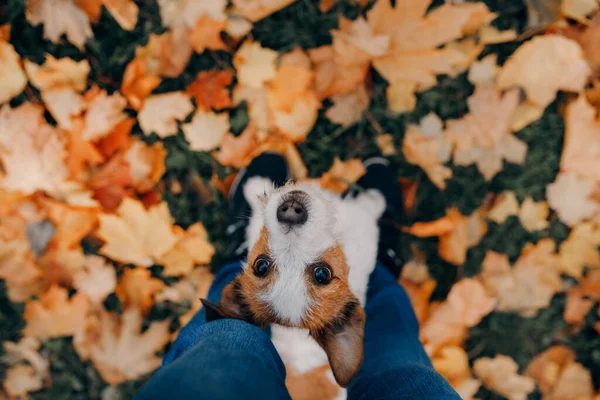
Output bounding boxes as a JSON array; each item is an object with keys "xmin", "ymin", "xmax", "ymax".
[
  {"xmin": 138, "ymin": 92, "xmax": 193, "ymax": 137},
  {"xmin": 386, "ymin": 80, "xmax": 417, "ymax": 113},
  {"xmin": 497, "ymin": 35, "xmax": 591, "ymax": 108},
  {"xmin": 432, "ymin": 346, "xmax": 471, "ymax": 387},
  {"xmin": 26, "ymin": 0, "xmax": 93, "ymax": 49},
  {"xmin": 182, "ymin": 109, "xmax": 230, "ymax": 152},
  {"xmin": 231, "ymin": 0, "xmax": 297, "ymax": 22},
  {"xmin": 325, "ymin": 85, "xmax": 369, "ymax": 127},
  {"xmin": 0, "ymin": 42, "xmax": 27, "ymax": 104},
  {"xmin": 318, "ymin": 158, "xmax": 366, "ymax": 194},
  {"xmin": 225, "ymin": 15, "xmax": 253, "ymax": 39},
  {"xmin": 158, "ymin": 223, "xmax": 215, "ymax": 276},
  {"xmin": 439, "ymin": 207, "xmax": 488, "ymax": 265},
  {"xmin": 124, "ymin": 139, "xmax": 166, "ymax": 192},
  {"xmin": 24, "ymin": 55, "xmax": 89, "ymax": 92},
  {"xmin": 473, "ymin": 355, "xmax": 535, "ymax": 400},
  {"xmin": 234, "ymin": 41, "xmax": 278, "ymax": 89},
  {"xmin": 308, "ymin": 45, "xmax": 369, "ymax": 99},
  {"xmin": 547, "ymin": 173, "xmax": 598, "ymax": 227},
  {"xmin": 24, "ymin": 285, "xmax": 90, "ymax": 338},
  {"xmin": 157, "ymin": 0, "xmax": 226, "ymax": 27},
  {"xmin": 404, "ymin": 216, "xmax": 455, "ymax": 238},
  {"xmin": 332, "ymin": 16, "xmax": 390, "ymax": 59},
  {"xmin": 518, "ymin": 197, "xmax": 549, "ymax": 232},
  {"xmin": 97, "ymin": 198, "xmax": 178, "ymax": 266},
  {"xmin": 375, "ymin": 134, "xmax": 397, "ymax": 156},
  {"xmin": 478, "ymin": 25, "xmax": 517, "ymax": 44},
  {"xmin": 488, "ymin": 191, "xmax": 519, "ymax": 224},
  {"xmin": 559, "ymin": 222, "xmax": 600, "ymax": 278},
  {"xmin": 400, "ymin": 278, "xmax": 436, "ymax": 325},
  {"xmin": 116, "ymin": 268, "xmax": 165, "ymax": 312},
  {"xmin": 104, "ymin": 0, "xmax": 139, "ymax": 31},
  {"xmin": 467, "ymin": 54, "xmax": 498, "ymax": 87},
  {"xmin": 73, "ymin": 255, "xmax": 117, "ymax": 304},
  {"xmin": 189, "ymin": 16, "xmax": 226, "ymax": 53},
  {"xmin": 3, "ymin": 365, "xmax": 44, "ymax": 398},
  {"xmin": 509, "ymin": 101, "xmax": 544, "ymax": 132}
]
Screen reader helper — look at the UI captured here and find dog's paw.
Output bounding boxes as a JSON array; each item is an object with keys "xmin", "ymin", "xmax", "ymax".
[
  {"xmin": 354, "ymin": 189, "xmax": 386, "ymax": 219},
  {"xmin": 243, "ymin": 176, "xmax": 275, "ymax": 210}
]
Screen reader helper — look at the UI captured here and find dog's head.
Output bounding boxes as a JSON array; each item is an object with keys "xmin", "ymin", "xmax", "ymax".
[{"xmin": 203, "ymin": 179, "xmax": 365, "ymax": 387}]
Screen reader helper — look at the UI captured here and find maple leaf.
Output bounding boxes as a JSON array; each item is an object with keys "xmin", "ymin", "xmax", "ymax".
[
  {"xmin": 73, "ymin": 255, "xmax": 117, "ymax": 304},
  {"xmin": 104, "ymin": 0, "xmax": 139, "ymax": 31},
  {"xmin": 3, "ymin": 364, "xmax": 44, "ymax": 398},
  {"xmin": 559, "ymin": 222, "xmax": 600, "ymax": 278},
  {"xmin": 399, "ymin": 278, "xmax": 436, "ymax": 325},
  {"xmin": 157, "ymin": 0, "xmax": 226, "ymax": 28},
  {"xmin": 81, "ymin": 308, "xmax": 170, "ymax": 385},
  {"xmin": 214, "ymin": 124, "xmax": 261, "ymax": 168},
  {"xmin": 403, "ymin": 113, "xmax": 453, "ymax": 189},
  {"xmin": 182, "ymin": 109, "xmax": 230, "ymax": 152},
  {"xmin": 97, "ymin": 197, "xmax": 178, "ymax": 266},
  {"xmin": 234, "ymin": 41, "xmax": 278, "ymax": 89},
  {"xmin": 121, "ymin": 57, "xmax": 161, "ymax": 110},
  {"xmin": 0, "ymin": 42, "xmax": 27, "ymax": 105},
  {"xmin": 157, "ymin": 223, "xmax": 215, "ymax": 276},
  {"xmin": 445, "ymin": 86, "xmax": 527, "ymax": 181},
  {"xmin": 325, "ymin": 85, "xmax": 369, "ymax": 127},
  {"xmin": 189, "ymin": 16, "xmax": 226, "ymax": 53},
  {"xmin": 0, "ymin": 103, "xmax": 69, "ymax": 195},
  {"xmin": 421, "ymin": 278, "xmax": 496, "ymax": 355},
  {"xmin": 46, "ymin": 201, "xmax": 97, "ymax": 249},
  {"xmin": 90, "ymin": 155, "xmax": 132, "ymax": 211},
  {"xmin": 563, "ymin": 290, "xmax": 595, "ymax": 325},
  {"xmin": 186, "ymin": 70, "xmax": 233, "ymax": 111},
  {"xmin": 518, "ymin": 197, "xmax": 549, "ymax": 232},
  {"xmin": 375, "ymin": 134, "xmax": 396, "ymax": 156},
  {"xmin": 369, "ymin": 0, "xmax": 495, "ymax": 91},
  {"xmin": 26, "ymin": 0, "xmax": 93, "ymax": 49},
  {"xmin": 40, "ymin": 87, "xmax": 85, "ymax": 130},
  {"xmin": 138, "ymin": 92, "xmax": 193, "ymax": 137},
  {"xmin": 386, "ymin": 80, "xmax": 417, "ymax": 113},
  {"xmin": 439, "ymin": 207, "xmax": 488, "ymax": 265},
  {"xmin": 231, "ymin": 0, "xmax": 297, "ymax": 22},
  {"xmin": 124, "ymin": 139, "xmax": 166, "ymax": 192},
  {"xmin": 65, "ymin": 117, "xmax": 105, "ymax": 177},
  {"xmin": 24, "ymin": 285, "xmax": 89, "ymax": 338},
  {"xmin": 96, "ymin": 118, "xmax": 134, "ymax": 157},
  {"xmin": 468, "ymin": 54, "xmax": 499, "ymax": 87},
  {"xmin": 81, "ymin": 89, "xmax": 127, "ymax": 141},
  {"xmin": 546, "ymin": 173, "xmax": 598, "ymax": 227},
  {"xmin": 3, "ymin": 337, "xmax": 49, "ymax": 378},
  {"xmin": 497, "ymin": 35, "xmax": 591, "ymax": 108},
  {"xmin": 431, "ymin": 346, "xmax": 472, "ymax": 388},
  {"xmin": 308, "ymin": 45, "xmax": 369, "ymax": 99},
  {"xmin": 473, "ymin": 355, "xmax": 535, "ymax": 400},
  {"xmin": 0, "ymin": 239, "xmax": 44, "ymax": 302},
  {"xmin": 24, "ymin": 55, "xmax": 90, "ymax": 92},
  {"xmin": 332, "ymin": 16, "xmax": 390, "ymax": 60},
  {"xmin": 488, "ymin": 191, "xmax": 519, "ymax": 224},
  {"xmin": 116, "ymin": 267, "xmax": 165, "ymax": 312},
  {"xmin": 318, "ymin": 158, "xmax": 366, "ymax": 194}
]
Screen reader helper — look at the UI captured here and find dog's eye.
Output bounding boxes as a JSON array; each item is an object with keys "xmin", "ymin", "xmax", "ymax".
[
  {"xmin": 254, "ymin": 257, "xmax": 271, "ymax": 277},
  {"xmin": 313, "ymin": 265, "xmax": 332, "ymax": 285}
]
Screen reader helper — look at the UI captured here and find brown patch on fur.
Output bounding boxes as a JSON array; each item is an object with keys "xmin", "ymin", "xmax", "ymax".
[{"xmin": 286, "ymin": 364, "xmax": 340, "ymax": 400}]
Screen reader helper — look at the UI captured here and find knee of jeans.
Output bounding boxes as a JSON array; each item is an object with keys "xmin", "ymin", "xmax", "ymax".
[{"xmin": 365, "ymin": 286, "xmax": 420, "ymax": 329}]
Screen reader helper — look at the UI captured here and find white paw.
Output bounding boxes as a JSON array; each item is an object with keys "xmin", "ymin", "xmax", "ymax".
[
  {"xmin": 354, "ymin": 189, "xmax": 386, "ymax": 219},
  {"xmin": 243, "ymin": 176, "xmax": 274, "ymax": 211}
]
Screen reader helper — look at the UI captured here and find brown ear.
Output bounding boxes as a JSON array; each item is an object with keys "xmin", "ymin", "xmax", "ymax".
[
  {"xmin": 202, "ymin": 278, "xmax": 252, "ymax": 323},
  {"xmin": 312, "ymin": 301, "xmax": 365, "ymax": 388},
  {"xmin": 200, "ymin": 298, "xmax": 226, "ymax": 322}
]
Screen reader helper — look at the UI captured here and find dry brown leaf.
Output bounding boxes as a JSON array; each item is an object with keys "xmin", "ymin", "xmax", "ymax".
[
  {"xmin": 81, "ymin": 308, "xmax": 170, "ymax": 385},
  {"xmin": 90, "ymin": 155, "xmax": 132, "ymax": 211},
  {"xmin": 186, "ymin": 70, "xmax": 232, "ymax": 111},
  {"xmin": 497, "ymin": 35, "xmax": 591, "ymax": 108},
  {"xmin": 478, "ymin": 26, "xmax": 517, "ymax": 44},
  {"xmin": 488, "ymin": 191, "xmax": 519, "ymax": 224},
  {"xmin": 421, "ymin": 278, "xmax": 496, "ymax": 355},
  {"xmin": 46, "ymin": 201, "xmax": 97, "ymax": 249},
  {"xmin": 0, "ymin": 42, "xmax": 27, "ymax": 104},
  {"xmin": 375, "ymin": 134, "xmax": 396, "ymax": 156},
  {"xmin": 387, "ymin": 80, "xmax": 417, "ymax": 113},
  {"xmin": 24, "ymin": 285, "xmax": 89, "ymax": 338},
  {"xmin": 157, "ymin": 0, "xmax": 226, "ymax": 27},
  {"xmin": 121, "ymin": 57, "xmax": 161, "ymax": 110},
  {"xmin": 308, "ymin": 45, "xmax": 369, "ymax": 99},
  {"xmin": 431, "ymin": 346, "xmax": 472, "ymax": 387},
  {"xmin": 231, "ymin": 0, "xmax": 297, "ymax": 22},
  {"xmin": 138, "ymin": 92, "xmax": 193, "ymax": 137},
  {"xmin": 104, "ymin": 0, "xmax": 139, "ymax": 31},
  {"xmin": 3, "ymin": 365, "xmax": 44, "ymax": 398},
  {"xmin": 214, "ymin": 125, "xmax": 260, "ymax": 169},
  {"xmin": 559, "ymin": 222, "xmax": 600, "ymax": 278},
  {"xmin": 234, "ymin": 41, "xmax": 278, "ymax": 89},
  {"xmin": 318, "ymin": 158, "xmax": 366, "ymax": 194},
  {"xmin": 473, "ymin": 355, "xmax": 535, "ymax": 400},
  {"xmin": 97, "ymin": 197, "xmax": 178, "ymax": 266},
  {"xmin": 26, "ymin": 0, "xmax": 93, "ymax": 49},
  {"xmin": 468, "ymin": 54, "xmax": 498, "ymax": 87},
  {"xmin": 404, "ymin": 216, "xmax": 455, "ymax": 238},
  {"xmin": 73, "ymin": 255, "xmax": 117, "ymax": 304},
  {"xmin": 561, "ymin": 96, "xmax": 600, "ymax": 182},
  {"xmin": 65, "ymin": 117, "xmax": 105, "ymax": 177},
  {"xmin": 325, "ymin": 85, "xmax": 369, "ymax": 127},
  {"xmin": 564, "ymin": 290, "xmax": 595, "ymax": 325},
  {"xmin": 402, "ymin": 113, "xmax": 452, "ymax": 189},
  {"xmin": 24, "ymin": 55, "xmax": 89, "ymax": 92},
  {"xmin": 399, "ymin": 278, "xmax": 436, "ymax": 325},
  {"xmin": 519, "ymin": 197, "xmax": 549, "ymax": 232},
  {"xmin": 124, "ymin": 139, "xmax": 166, "ymax": 192},
  {"xmin": 182, "ymin": 109, "xmax": 230, "ymax": 152},
  {"xmin": 189, "ymin": 16, "xmax": 226, "ymax": 53},
  {"xmin": 547, "ymin": 173, "xmax": 598, "ymax": 227},
  {"xmin": 157, "ymin": 223, "xmax": 215, "ymax": 276},
  {"xmin": 81, "ymin": 89, "xmax": 127, "ymax": 141},
  {"xmin": 116, "ymin": 268, "xmax": 165, "ymax": 313},
  {"xmin": 439, "ymin": 207, "xmax": 488, "ymax": 265},
  {"xmin": 445, "ymin": 86, "xmax": 527, "ymax": 181}
]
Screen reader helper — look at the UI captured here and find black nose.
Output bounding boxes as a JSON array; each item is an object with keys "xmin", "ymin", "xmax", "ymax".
[{"xmin": 277, "ymin": 191, "xmax": 308, "ymax": 226}]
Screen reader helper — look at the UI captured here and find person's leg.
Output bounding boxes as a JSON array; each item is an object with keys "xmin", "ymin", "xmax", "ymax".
[{"xmin": 347, "ymin": 264, "xmax": 460, "ymax": 400}]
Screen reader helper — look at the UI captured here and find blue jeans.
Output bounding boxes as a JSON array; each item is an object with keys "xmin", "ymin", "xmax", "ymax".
[{"xmin": 136, "ymin": 262, "xmax": 460, "ymax": 399}]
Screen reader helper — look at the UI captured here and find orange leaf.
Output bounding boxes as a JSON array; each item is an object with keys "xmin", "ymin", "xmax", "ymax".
[
  {"xmin": 400, "ymin": 278, "xmax": 436, "ymax": 325},
  {"xmin": 65, "ymin": 118, "xmax": 105, "ymax": 177},
  {"xmin": 121, "ymin": 57, "xmax": 161, "ymax": 110},
  {"xmin": 124, "ymin": 139, "xmax": 166, "ymax": 192},
  {"xmin": 398, "ymin": 177, "xmax": 418, "ymax": 215},
  {"xmin": 473, "ymin": 355, "xmax": 535, "ymax": 399},
  {"xmin": 90, "ymin": 155, "xmax": 132, "ymax": 211},
  {"xmin": 563, "ymin": 290, "xmax": 594, "ymax": 325},
  {"xmin": 405, "ymin": 216, "xmax": 454, "ymax": 237},
  {"xmin": 74, "ymin": 0, "xmax": 102, "ymax": 23},
  {"xmin": 96, "ymin": 118, "xmax": 134, "ymax": 158},
  {"xmin": 319, "ymin": 158, "xmax": 366, "ymax": 194},
  {"xmin": 157, "ymin": 223, "xmax": 215, "ymax": 276},
  {"xmin": 116, "ymin": 268, "xmax": 165, "ymax": 313},
  {"xmin": 186, "ymin": 70, "xmax": 233, "ymax": 111},
  {"xmin": 189, "ymin": 16, "xmax": 226, "ymax": 53},
  {"xmin": 47, "ymin": 202, "xmax": 98, "ymax": 249},
  {"xmin": 439, "ymin": 207, "xmax": 488, "ymax": 265},
  {"xmin": 214, "ymin": 125, "xmax": 261, "ymax": 169}
]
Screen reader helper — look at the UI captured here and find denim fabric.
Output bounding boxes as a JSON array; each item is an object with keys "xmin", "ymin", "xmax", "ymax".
[{"xmin": 135, "ymin": 262, "xmax": 460, "ymax": 400}]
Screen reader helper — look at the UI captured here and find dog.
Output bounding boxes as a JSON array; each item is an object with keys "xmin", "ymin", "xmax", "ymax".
[{"xmin": 203, "ymin": 177, "xmax": 385, "ymax": 396}]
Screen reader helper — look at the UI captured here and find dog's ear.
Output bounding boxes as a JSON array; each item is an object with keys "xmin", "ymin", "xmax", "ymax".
[
  {"xmin": 312, "ymin": 301, "xmax": 365, "ymax": 388},
  {"xmin": 200, "ymin": 299, "xmax": 226, "ymax": 322},
  {"xmin": 202, "ymin": 278, "xmax": 249, "ymax": 323}
]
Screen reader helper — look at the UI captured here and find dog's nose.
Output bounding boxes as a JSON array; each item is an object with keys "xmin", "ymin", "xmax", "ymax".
[{"xmin": 277, "ymin": 191, "xmax": 308, "ymax": 226}]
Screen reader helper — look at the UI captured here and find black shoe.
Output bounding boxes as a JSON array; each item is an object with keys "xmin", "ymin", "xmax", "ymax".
[
  {"xmin": 350, "ymin": 157, "xmax": 405, "ymax": 278},
  {"xmin": 224, "ymin": 153, "xmax": 290, "ymax": 262}
]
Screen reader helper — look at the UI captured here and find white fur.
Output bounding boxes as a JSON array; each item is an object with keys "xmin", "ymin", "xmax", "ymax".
[{"xmin": 244, "ymin": 178, "xmax": 385, "ymax": 396}]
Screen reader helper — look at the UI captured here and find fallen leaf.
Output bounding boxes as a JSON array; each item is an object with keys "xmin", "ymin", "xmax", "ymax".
[
  {"xmin": 519, "ymin": 197, "xmax": 549, "ymax": 232},
  {"xmin": 478, "ymin": 25, "xmax": 517, "ymax": 44},
  {"xmin": 157, "ymin": 0, "xmax": 226, "ymax": 27},
  {"xmin": 186, "ymin": 70, "xmax": 232, "ymax": 111},
  {"xmin": 225, "ymin": 14, "xmax": 253, "ymax": 39},
  {"xmin": 325, "ymin": 85, "xmax": 369, "ymax": 127},
  {"xmin": 81, "ymin": 308, "xmax": 170, "ymax": 385},
  {"xmin": 566, "ymin": 12, "xmax": 600, "ymax": 76},
  {"xmin": 497, "ymin": 35, "xmax": 591, "ymax": 108},
  {"xmin": 402, "ymin": 113, "xmax": 453, "ymax": 189},
  {"xmin": 26, "ymin": 0, "xmax": 93, "ymax": 49},
  {"xmin": 3, "ymin": 364, "xmax": 44, "ymax": 398},
  {"xmin": 96, "ymin": 118, "xmax": 134, "ymax": 158},
  {"xmin": 140, "ymin": 28, "xmax": 193, "ymax": 79},
  {"xmin": 445, "ymin": 86, "xmax": 527, "ymax": 181},
  {"xmin": 81, "ymin": 90, "xmax": 127, "ymax": 141},
  {"xmin": 65, "ymin": 117, "xmax": 105, "ymax": 177},
  {"xmin": 124, "ymin": 139, "xmax": 166, "ymax": 192},
  {"xmin": 386, "ymin": 80, "xmax": 417, "ymax": 113},
  {"xmin": 580, "ymin": 269, "xmax": 600, "ymax": 298},
  {"xmin": 564, "ymin": 290, "xmax": 595, "ymax": 325},
  {"xmin": 90, "ymin": 155, "xmax": 132, "ymax": 211},
  {"xmin": 46, "ymin": 201, "xmax": 97, "ymax": 249},
  {"xmin": 157, "ymin": 223, "xmax": 215, "ymax": 276},
  {"xmin": 24, "ymin": 285, "xmax": 89, "ymax": 338},
  {"xmin": 104, "ymin": 0, "xmax": 139, "ymax": 31},
  {"xmin": 234, "ymin": 41, "xmax": 278, "ymax": 89},
  {"xmin": 73, "ymin": 255, "xmax": 117, "ymax": 304},
  {"xmin": 214, "ymin": 124, "xmax": 261, "ymax": 168},
  {"xmin": 231, "ymin": 0, "xmax": 297, "ymax": 22},
  {"xmin": 439, "ymin": 207, "xmax": 488, "ymax": 265},
  {"xmin": 509, "ymin": 101, "xmax": 545, "ymax": 132},
  {"xmin": 116, "ymin": 268, "xmax": 165, "ymax": 312},
  {"xmin": 138, "ymin": 92, "xmax": 193, "ymax": 137},
  {"xmin": 0, "ymin": 42, "xmax": 27, "ymax": 104},
  {"xmin": 97, "ymin": 197, "xmax": 178, "ymax": 266},
  {"xmin": 332, "ymin": 16, "xmax": 390, "ymax": 59},
  {"xmin": 74, "ymin": 0, "xmax": 102, "ymax": 22},
  {"xmin": 279, "ymin": 48, "xmax": 311, "ymax": 69},
  {"xmin": 547, "ymin": 173, "xmax": 598, "ymax": 227},
  {"xmin": 432, "ymin": 346, "xmax": 471, "ymax": 387},
  {"xmin": 454, "ymin": 379, "xmax": 482, "ymax": 400},
  {"xmin": 473, "ymin": 355, "xmax": 536, "ymax": 400},
  {"xmin": 400, "ymin": 278, "xmax": 436, "ymax": 325},
  {"xmin": 189, "ymin": 16, "xmax": 226, "ymax": 53},
  {"xmin": 376, "ymin": 134, "xmax": 396, "ymax": 156},
  {"xmin": 488, "ymin": 191, "xmax": 519, "ymax": 224},
  {"xmin": 559, "ymin": 222, "xmax": 600, "ymax": 278},
  {"xmin": 182, "ymin": 109, "xmax": 230, "ymax": 152},
  {"xmin": 24, "ymin": 55, "xmax": 89, "ymax": 92},
  {"xmin": 121, "ymin": 57, "xmax": 161, "ymax": 110},
  {"xmin": 318, "ymin": 158, "xmax": 366, "ymax": 194},
  {"xmin": 405, "ymin": 216, "xmax": 455, "ymax": 238},
  {"xmin": 467, "ymin": 54, "xmax": 498, "ymax": 87},
  {"xmin": 2, "ymin": 337, "xmax": 48, "ymax": 375},
  {"xmin": 421, "ymin": 278, "xmax": 496, "ymax": 355},
  {"xmin": 308, "ymin": 45, "xmax": 369, "ymax": 99},
  {"xmin": 41, "ymin": 87, "xmax": 85, "ymax": 130}
]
